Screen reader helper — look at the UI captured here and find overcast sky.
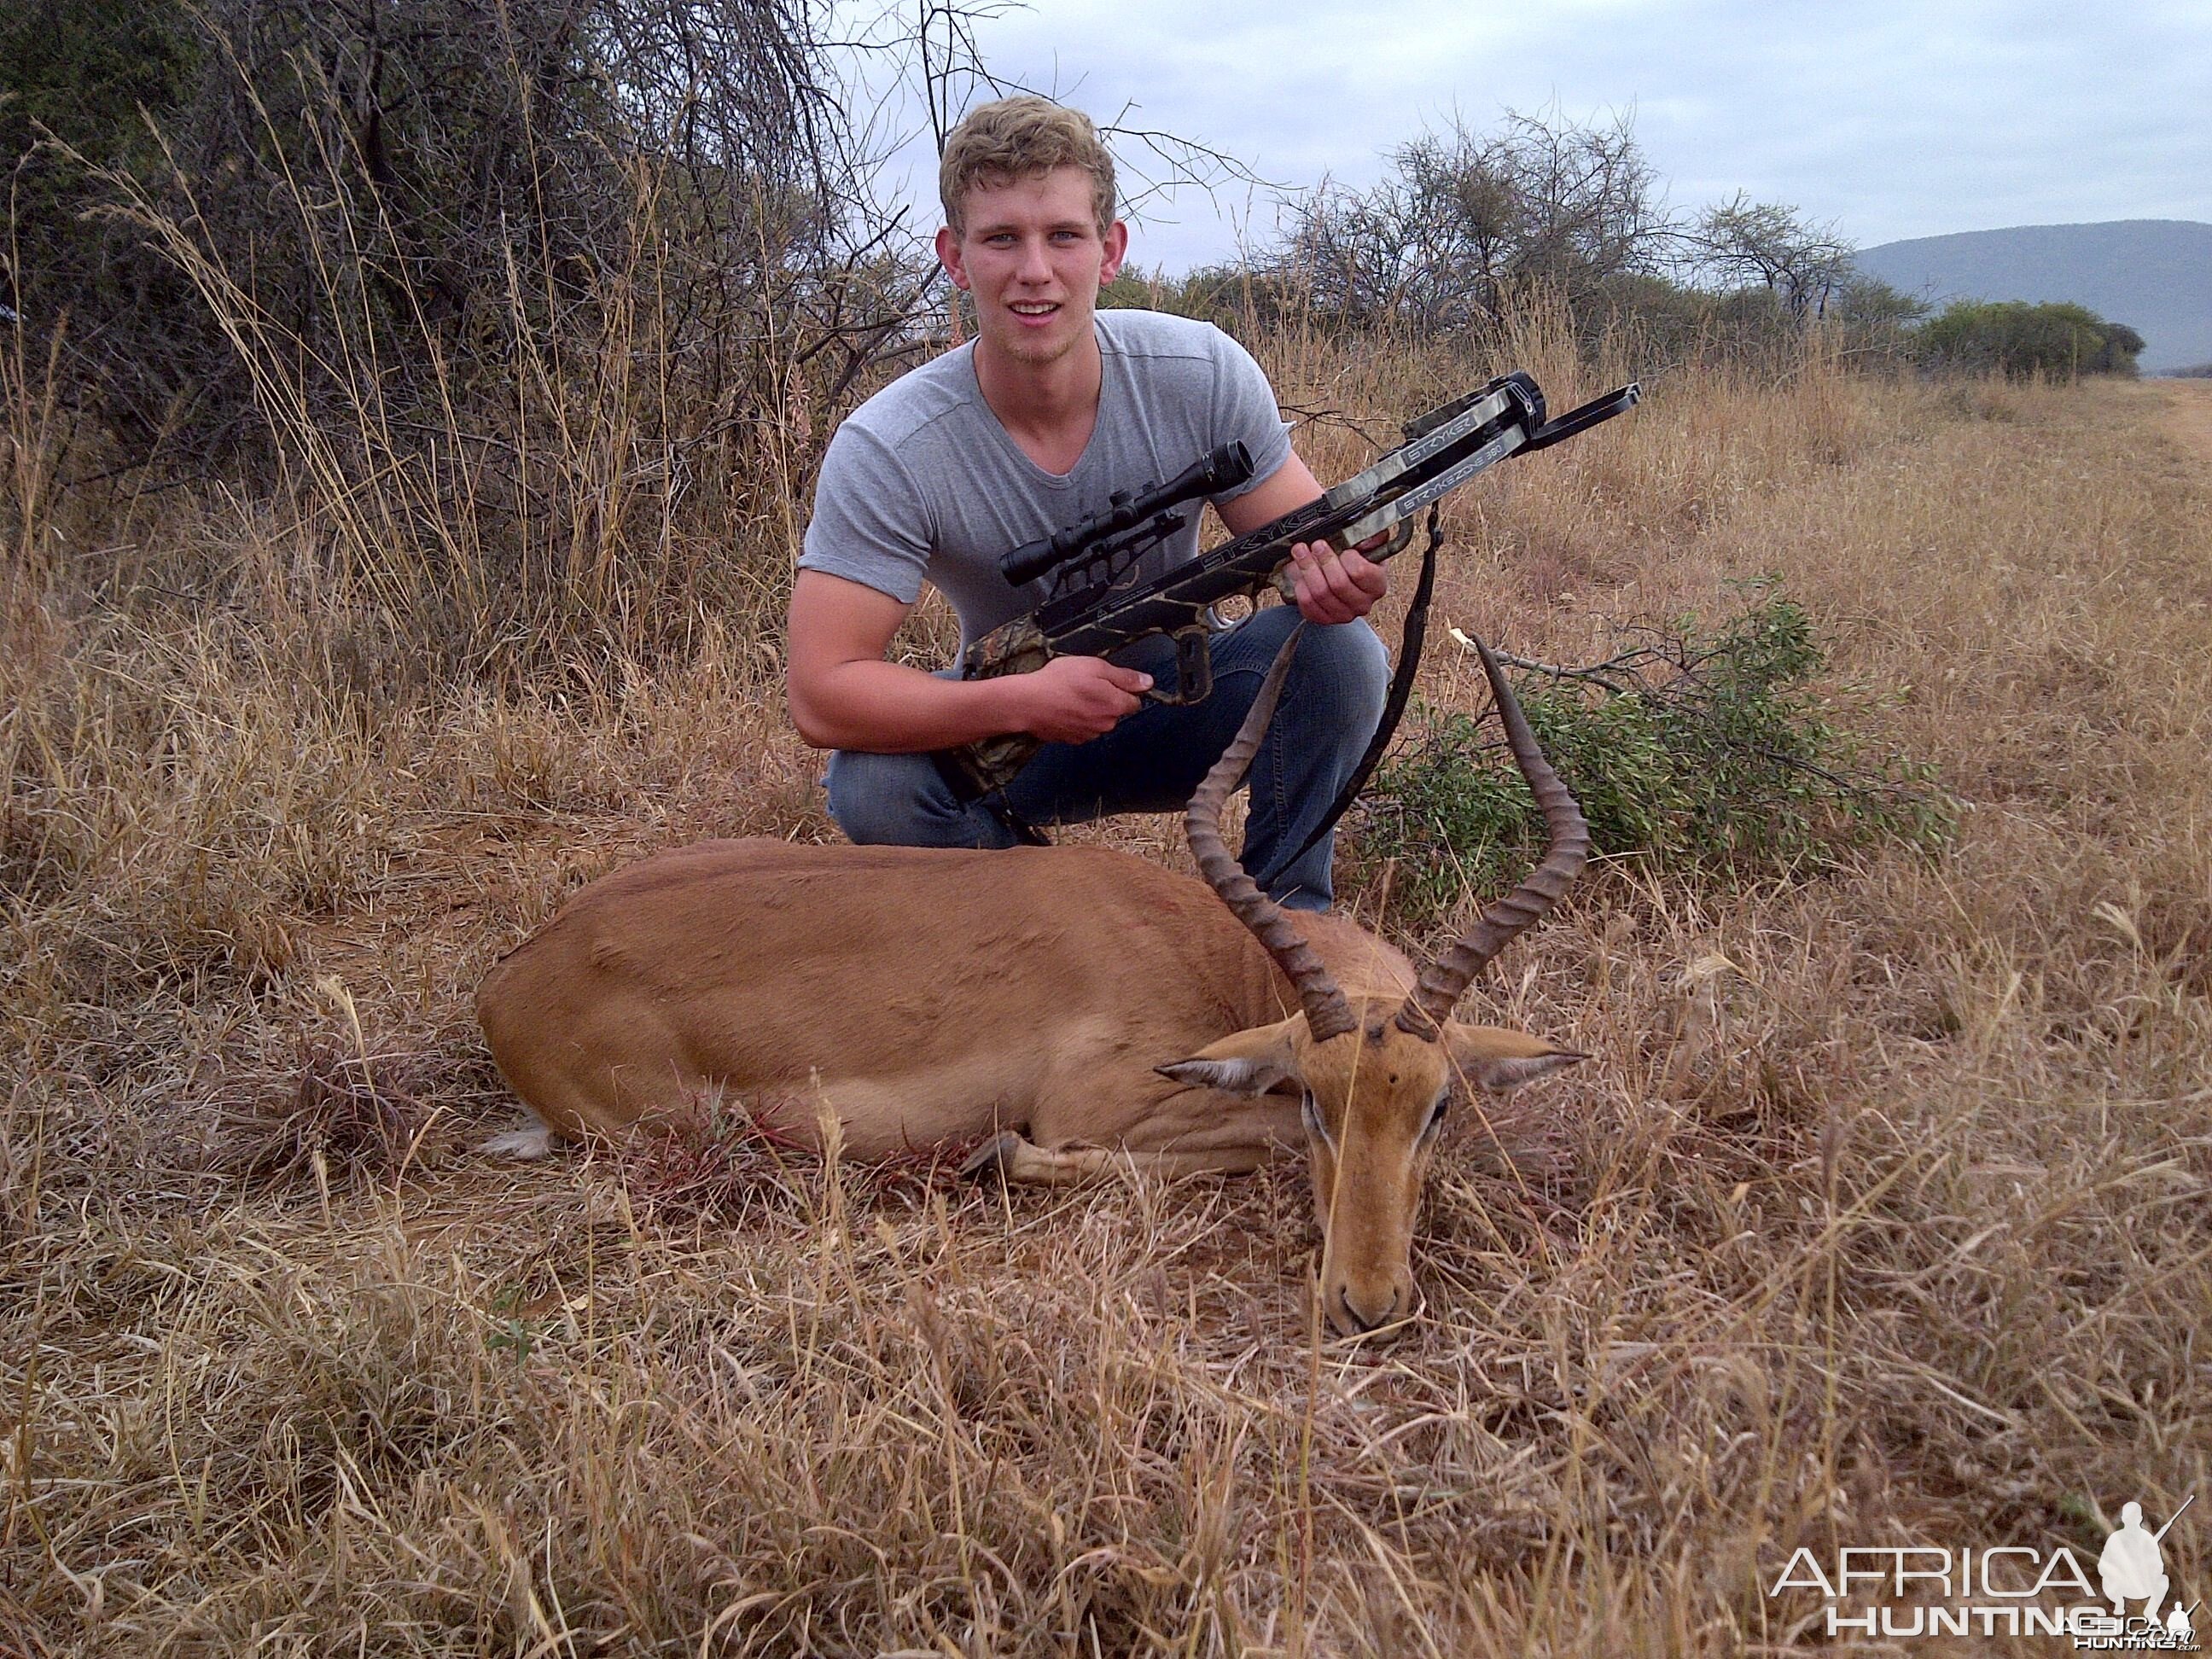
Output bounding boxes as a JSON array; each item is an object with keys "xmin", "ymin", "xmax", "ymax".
[{"xmin": 860, "ymin": 0, "xmax": 2212, "ymax": 273}]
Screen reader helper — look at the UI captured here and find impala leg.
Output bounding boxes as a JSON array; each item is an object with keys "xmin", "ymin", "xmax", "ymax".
[
  {"xmin": 961, "ymin": 1132, "xmax": 1278, "ymax": 1186},
  {"xmin": 960, "ymin": 1077, "xmax": 1302, "ymax": 1187}
]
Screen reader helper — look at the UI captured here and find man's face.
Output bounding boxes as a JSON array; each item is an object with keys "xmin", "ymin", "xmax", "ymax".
[{"xmin": 937, "ymin": 166, "xmax": 1127, "ymax": 371}]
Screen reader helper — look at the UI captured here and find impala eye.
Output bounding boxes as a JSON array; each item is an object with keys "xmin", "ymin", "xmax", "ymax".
[
  {"xmin": 1300, "ymin": 1090, "xmax": 1334, "ymax": 1148},
  {"xmin": 1419, "ymin": 1095, "xmax": 1450, "ymax": 1143}
]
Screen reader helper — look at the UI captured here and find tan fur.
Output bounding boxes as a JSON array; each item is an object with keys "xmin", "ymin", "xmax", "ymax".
[{"xmin": 476, "ymin": 837, "xmax": 1584, "ymax": 1334}]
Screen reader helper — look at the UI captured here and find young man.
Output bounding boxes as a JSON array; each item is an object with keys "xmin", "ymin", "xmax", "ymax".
[{"xmin": 787, "ymin": 96, "xmax": 1389, "ymax": 911}]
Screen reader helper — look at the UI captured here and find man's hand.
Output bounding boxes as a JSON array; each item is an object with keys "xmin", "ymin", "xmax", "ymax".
[
  {"xmin": 1016, "ymin": 655, "xmax": 1154, "ymax": 744},
  {"xmin": 1288, "ymin": 536, "xmax": 1389, "ymax": 625},
  {"xmin": 1219, "ymin": 455, "xmax": 1390, "ymax": 626}
]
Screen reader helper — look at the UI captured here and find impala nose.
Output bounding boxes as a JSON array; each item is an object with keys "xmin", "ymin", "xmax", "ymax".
[{"xmin": 1333, "ymin": 1283, "xmax": 1404, "ymax": 1335}]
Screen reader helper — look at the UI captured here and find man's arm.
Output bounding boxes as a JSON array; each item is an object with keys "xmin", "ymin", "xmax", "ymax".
[
  {"xmin": 786, "ymin": 570, "xmax": 1156, "ymax": 753},
  {"xmin": 1218, "ymin": 452, "xmax": 1388, "ymax": 626},
  {"xmin": 789, "ymin": 444, "xmax": 1384, "ymax": 754}
]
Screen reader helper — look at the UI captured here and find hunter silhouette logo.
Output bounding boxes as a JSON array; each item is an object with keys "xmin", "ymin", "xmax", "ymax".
[
  {"xmin": 2100, "ymin": 1498, "xmax": 2196, "ymax": 1641},
  {"xmin": 1767, "ymin": 1493, "xmax": 2198, "ymax": 1646}
]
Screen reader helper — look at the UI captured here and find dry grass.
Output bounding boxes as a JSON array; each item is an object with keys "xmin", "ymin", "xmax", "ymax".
[{"xmin": 2, "ymin": 323, "xmax": 2207, "ymax": 1654}]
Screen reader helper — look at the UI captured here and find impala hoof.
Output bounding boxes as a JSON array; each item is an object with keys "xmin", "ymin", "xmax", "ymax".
[{"xmin": 959, "ymin": 1132, "xmax": 1023, "ymax": 1182}]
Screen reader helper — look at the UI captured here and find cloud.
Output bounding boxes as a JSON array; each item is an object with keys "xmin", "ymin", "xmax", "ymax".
[{"xmin": 905, "ymin": 0, "xmax": 2210, "ymax": 271}]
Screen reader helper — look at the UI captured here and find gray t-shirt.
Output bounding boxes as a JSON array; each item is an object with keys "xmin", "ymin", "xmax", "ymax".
[{"xmin": 798, "ymin": 309, "xmax": 1294, "ymax": 650}]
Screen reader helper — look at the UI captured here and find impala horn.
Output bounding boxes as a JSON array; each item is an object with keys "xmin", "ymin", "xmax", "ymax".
[
  {"xmin": 1396, "ymin": 634, "xmax": 1589, "ymax": 1039},
  {"xmin": 1185, "ymin": 624, "xmax": 1357, "ymax": 1043}
]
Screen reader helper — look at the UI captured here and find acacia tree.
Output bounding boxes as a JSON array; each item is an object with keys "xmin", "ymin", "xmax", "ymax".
[
  {"xmin": 1, "ymin": 0, "xmax": 206, "ymax": 449},
  {"xmin": 1277, "ymin": 108, "xmax": 1668, "ymax": 333},
  {"xmin": 10, "ymin": 0, "xmax": 957, "ymax": 480},
  {"xmin": 1688, "ymin": 194, "xmax": 1856, "ymax": 320}
]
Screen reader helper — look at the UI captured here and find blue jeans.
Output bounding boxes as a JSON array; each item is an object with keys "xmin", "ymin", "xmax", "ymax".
[{"xmin": 824, "ymin": 608, "xmax": 1390, "ymax": 911}]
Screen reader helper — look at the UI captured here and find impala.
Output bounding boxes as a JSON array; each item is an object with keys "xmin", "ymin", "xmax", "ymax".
[{"xmin": 475, "ymin": 630, "xmax": 1589, "ymax": 1335}]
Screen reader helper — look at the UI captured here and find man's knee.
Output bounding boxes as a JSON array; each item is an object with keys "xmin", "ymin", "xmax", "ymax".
[
  {"xmin": 1301, "ymin": 617, "xmax": 1389, "ymax": 713},
  {"xmin": 824, "ymin": 748, "xmax": 988, "ymax": 847},
  {"xmin": 1237, "ymin": 609, "xmax": 1388, "ymax": 703},
  {"xmin": 1278, "ymin": 620, "xmax": 1388, "ymax": 762}
]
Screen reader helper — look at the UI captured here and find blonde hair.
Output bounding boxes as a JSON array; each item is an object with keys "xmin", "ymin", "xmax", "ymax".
[{"xmin": 939, "ymin": 97, "xmax": 1117, "ymax": 236}]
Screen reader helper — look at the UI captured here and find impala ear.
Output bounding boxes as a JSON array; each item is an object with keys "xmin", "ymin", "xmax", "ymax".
[
  {"xmin": 1446, "ymin": 1024, "xmax": 1589, "ymax": 1093},
  {"xmin": 1156, "ymin": 1018, "xmax": 1301, "ymax": 1096}
]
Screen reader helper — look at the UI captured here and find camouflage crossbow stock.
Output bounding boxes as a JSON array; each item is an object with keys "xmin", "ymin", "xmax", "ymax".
[{"xmin": 932, "ymin": 370, "xmax": 1640, "ymax": 819}]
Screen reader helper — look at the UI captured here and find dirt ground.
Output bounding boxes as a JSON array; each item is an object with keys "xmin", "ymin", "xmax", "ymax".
[{"xmin": 2153, "ymin": 375, "xmax": 2212, "ymax": 463}]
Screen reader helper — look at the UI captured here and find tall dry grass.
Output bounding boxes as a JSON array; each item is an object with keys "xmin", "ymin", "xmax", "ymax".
[{"xmin": 2, "ymin": 293, "xmax": 2207, "ymax": 1653}]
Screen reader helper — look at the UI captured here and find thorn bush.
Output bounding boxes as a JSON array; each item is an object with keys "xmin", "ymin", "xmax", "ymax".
[{"xmin": 1356, "ymin": 593, "xmax": 1954, "ymax": 924}]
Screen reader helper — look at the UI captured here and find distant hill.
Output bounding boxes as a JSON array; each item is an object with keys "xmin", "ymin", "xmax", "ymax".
[{"xmin": 1854, "ymin": 220, "xmax": 2212, "ymax": 374}]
